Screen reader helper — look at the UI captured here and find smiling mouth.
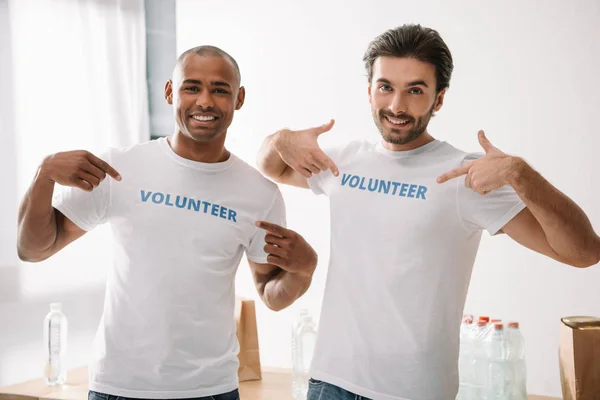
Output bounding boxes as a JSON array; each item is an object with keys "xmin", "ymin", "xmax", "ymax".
[
  {"xmin": 190, "ymin": 114, "xmax": 218, "ymax": 122},
  {"xmin": 384, "ymin": 115, "xmax": 412, "ymax": 126}
]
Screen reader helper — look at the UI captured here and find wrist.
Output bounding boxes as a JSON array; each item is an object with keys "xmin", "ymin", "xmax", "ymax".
[
  {"xmin": 36, "ymin": 157, "xmax": 56, "ymax": 185},
  {"xmin": 505, "ymin": 156, "xmax": 527, "ymax": 186},
  {"xmin": 293, "ymin": 261, "xmax": 317, "ymax": 279}
]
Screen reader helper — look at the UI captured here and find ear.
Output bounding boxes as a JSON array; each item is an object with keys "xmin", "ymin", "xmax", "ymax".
[
  {"xmin": 433, "ymin": 88, "xmax": 447, "ymax": 112},
  {"xmin": 235, "ymin": 86, "xmax": 246, "ymax": 110},
  {"xmin": 165, "ymin": 80, "xmax": 174, "ymax": 105},
  {"xmin": 368, "ymin": 82, "xmax": 372, "ymax": 104}
]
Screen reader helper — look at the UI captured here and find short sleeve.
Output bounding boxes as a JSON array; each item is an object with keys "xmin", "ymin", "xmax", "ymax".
[
  {"xmin": 457, "ymin": 153, "xmax": 526, "ymax": 235},
  {"xmin": 307, "ymin": 145, "xmax": 346, "ymax": 196},
  {"xmin": 246, "ymin": 189, "xmax": 287, "ymax": 263},
  {"xmin": 51, "ymin": 152, "xmax": 111, "ymax": 231}
]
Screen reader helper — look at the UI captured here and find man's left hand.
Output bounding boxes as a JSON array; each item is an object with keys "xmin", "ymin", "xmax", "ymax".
[
  {"xmin": 436, "ymin": 130, "xmax": 521, "ymax": 194},
  {"xmin": 255, "ymin": 221, "xmax": 317, "ymax": 277}
]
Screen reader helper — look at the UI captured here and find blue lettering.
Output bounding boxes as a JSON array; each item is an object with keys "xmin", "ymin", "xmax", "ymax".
[
  {"xmin": 140, "ymin": 190, "xmax": 238, "ymax": 222},
  {"xmin": 367, "ymin": 178, "xmax": 378, "ymax": 192},
  {"xmin": 175, "ymin": 195, "xmax": 187, "ymax": 208},
  {"xmin": 407, "ymin": 184, "xmax": 417, "ymax": 198},
  {"xmin": 391, "ymin": 182, "xmax": 401, "ymax": 195},
  {"xmin": 228, "ymin": 209, "xmax": 237, "ymax": 222},
  {"xmin": 358, "ymin": 177, "xmax": 367, "ymax": 190},
  {"xmin": 152, "ymin": 192, "xmax": 164, "ymax": 204},
  {"xmin": 187, "ymin": 198, "xmax": 201, "ymax": 211},
  {"xmin": 349, "ymin": 176, "xmax": 360, "ymax": 188},
  {"xmin": 341, "ymin": 174, "xmax": 352, "ymax": 186},
  {"xmin": 416, "ymin": 186, "xmax": 427, "ymax": 200},
  {"xmin": 399, "ymin": 183, "xmax": 409, "ymax": 197},
  {"xmin": 141, "ymin": 190, "xmax": 152, "ymax": 202},
  {"xmin": 378, "ymin": 180, "xmax": 390, "ymax": 194}
]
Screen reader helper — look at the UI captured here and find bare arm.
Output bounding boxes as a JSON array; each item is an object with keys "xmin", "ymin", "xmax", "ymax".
[
  {"xmin": 501, "ymin": 159, "xmax": 600, "ymax": 267},
  {"xmin": 437, "ymin": 130, "xmax": 600, "ymax": 268},
  {"xmin": 248, "ymin": 260, "xmax": 313, "ymax": 312},
  {"xmin": 17, "ymin": 150, "xmax": 121, "ymax": 262},
  {"xmin": 256, "ymin": 120, "xmax": 339, "ymax": 189},
  {"xmin": 256, "ymin": 133, "xmax": 310, "ymax": 188},
  {"xmin": 17, "ymin": 172, "xmax": 86, "ymax": 262},
  {"xmin": 248, "ymin": 221, "xmax": 317, "ymax": 311}
]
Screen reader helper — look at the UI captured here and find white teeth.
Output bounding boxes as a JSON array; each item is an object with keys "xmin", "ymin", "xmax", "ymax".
[
  {"xmin": 387, "ymin": 116, "xmax": 409, "ymax": 125},
  {"xmin": 192, "ymin": 115, "xmax": 215, "ymax": 121}
]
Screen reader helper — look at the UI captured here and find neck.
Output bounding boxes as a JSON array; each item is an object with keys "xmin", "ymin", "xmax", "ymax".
[
  {"xmin": 168, "ymin": 130, "xmax": 230, "ymax": 163},
  {"xmin": 381, "ymin": 130, "xmax": 436, "ymax": 152}
]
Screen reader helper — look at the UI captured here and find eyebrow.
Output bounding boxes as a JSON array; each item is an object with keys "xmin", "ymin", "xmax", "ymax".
[
  {"xmin": 376, "ymin": 78, "xmax": 429, "ymax": 88},
  {"xmin": 182, "ymin": 79, "xmax": 232, "ymax": 88}
]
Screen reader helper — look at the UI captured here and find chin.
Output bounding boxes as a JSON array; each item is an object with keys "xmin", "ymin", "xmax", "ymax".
[
  {"xmin": 382, "ymin": 131, "xmax": 420, "ymax": 145},
  {"xmin": 186, "ymin": 129, "xmax": 221, "ymax": 142}
]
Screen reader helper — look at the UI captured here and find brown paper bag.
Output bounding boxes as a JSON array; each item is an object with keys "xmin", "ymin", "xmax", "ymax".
[
  {"xmin": 559, "ymin": 316, "xmax": 600, "ymax": 400},
  {"xmin": 235, "ymin": 297, "xmax": 262, "ymax": 382}
]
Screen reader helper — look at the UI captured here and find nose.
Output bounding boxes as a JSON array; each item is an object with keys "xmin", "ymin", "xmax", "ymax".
[
  {"xmin": 195, "ymin": 89, "xmax": 215, "ymax": 109},
  {"xmin": 389, "ymin": 92, "xmax": 407, "ymax": 115}
]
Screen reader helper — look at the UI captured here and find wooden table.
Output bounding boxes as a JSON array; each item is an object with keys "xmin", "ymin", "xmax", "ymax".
[{"xmin": 0, "ymin": 367, "xmax": 560, "ymax": 400}]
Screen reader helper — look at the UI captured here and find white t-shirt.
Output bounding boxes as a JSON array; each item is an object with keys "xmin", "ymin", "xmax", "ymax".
[
  {"xmin": 52, "ymin": 137, "xmax": 285, "ymax": 399},
  {"xmin": 307, "ymin": 139, "xmax": 525, "ymax": 400}
]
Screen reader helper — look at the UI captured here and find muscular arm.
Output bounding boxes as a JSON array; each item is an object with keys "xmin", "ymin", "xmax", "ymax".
[
  {"xmin": 502, "ymin": 159, "xmax": 600, "ymax": 268},
  {"xmin": 248, "ymin": 260, "xmax": 313, "ymax": 311},
  {"xmin": 17, "ymin": 150, "xmax": 121, "ymax": 262},
  {"xmin": 17, "ymin": 169, "xmax": 86, "ymax": 262},
  {"xmin": 247, "ymin": 221, "xmax": 318, "ymax": 311}
]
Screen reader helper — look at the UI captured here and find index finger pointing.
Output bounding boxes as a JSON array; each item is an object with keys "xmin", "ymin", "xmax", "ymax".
[
  {"xmin": 436, "ymin": 164, "xmax": 470, "ymax": 184},
  {"xmin": 87, "ymin": 152, "xmax": 122, "ymax": 181},
  {"xmin": 255, "ymin": 220, "xmax": 289, "ymax": 237},
  {"xmin": 326, "ymin": 156, "xmax": 339, "ymax": 177}
]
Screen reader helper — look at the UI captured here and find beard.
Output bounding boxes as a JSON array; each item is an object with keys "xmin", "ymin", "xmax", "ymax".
[{"xmin": 373, "ymin": 103, "xmax": 435, "ymax": 145}]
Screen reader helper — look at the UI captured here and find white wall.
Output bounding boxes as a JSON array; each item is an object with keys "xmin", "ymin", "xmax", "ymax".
[{"xmin": 177, "ymin": 0, "xmax": 600, "ymax": 396}]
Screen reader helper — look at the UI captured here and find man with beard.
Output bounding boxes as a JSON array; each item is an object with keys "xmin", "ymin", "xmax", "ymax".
[
  {"xmin": 17, "ymin": 46, "xmax": 318, "ymax": 400},
  {"xmin": 256, "ymin": 24, "xmax": 600, "ymax": 400}
]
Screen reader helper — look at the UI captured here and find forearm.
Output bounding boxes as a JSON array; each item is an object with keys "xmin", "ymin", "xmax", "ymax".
[
  {"xmin": 257, "ymin": 132, "xmax": 288, "ymax": 180},
  {"xmin": 261, "ymin": 269, "xmax": 313, "ymax": 311},
  {"xmin": 508, "ymin": 158, "xmax": 600, "ymax": 266},
  {"xmin": 17, "ymin": 168, "xmax": 59, "ymax": 262}
]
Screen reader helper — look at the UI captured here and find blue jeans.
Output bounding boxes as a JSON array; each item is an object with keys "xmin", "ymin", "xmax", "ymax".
[
  {"xmin": 306, "ymin": 378, "xmax": 372, "ymax": 400},
  {"xmin": 88, "ymin": 389, "xmax": 240, "ymax": 400}
]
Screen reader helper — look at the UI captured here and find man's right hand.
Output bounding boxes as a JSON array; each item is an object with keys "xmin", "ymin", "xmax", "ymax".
[
  {"xmin": 273, "ymin": 119, "xmax": 339, "ymax": 178},
  {"xmin": 39, "ymin": 150, "xmax": 122, "ymax": 191}
]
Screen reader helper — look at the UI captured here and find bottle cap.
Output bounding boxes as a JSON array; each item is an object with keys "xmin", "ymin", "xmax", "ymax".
[
  {"xmin": 478, "ymin": 316, "xmax": 490, "ymax": 323},
  {"xmin": 508, "ymin": 321, "xmax": 519, "ymax": 328},
  {"xmin": 494, "ymin": 323, "xmax": 504, "ymax": 330}
]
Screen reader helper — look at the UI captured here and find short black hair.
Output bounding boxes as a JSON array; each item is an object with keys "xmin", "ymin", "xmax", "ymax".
[
  {"xmin": 177, "ymin": 45, "xmax": 241, "ymax": 85},
  {"xmin": 363, "ymin": 24, "xmax": 454, "ymax": 92}
]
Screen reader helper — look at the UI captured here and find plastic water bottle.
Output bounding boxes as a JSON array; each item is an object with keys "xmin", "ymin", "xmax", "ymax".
[
  {"xmin": 485, "ymin": 323, "xmax": 509, "ymax": 400},
  {"xmin": 43, "ymin": 303, "xmax": 68, "ymax": 386},
  {"xmin": 457, "ymin": 315, "xmax": 474, "ymax": 399},
  {"xmin": 506, "ymin": 322, "xmax": 527, "ymax": 400},
  {"xmin": 470, "ymin": 319, "xmax": 490, "ymax": 399},
  {"xmin": 291, "ymin": 309, "xmax": 317, "ymax": 400}
]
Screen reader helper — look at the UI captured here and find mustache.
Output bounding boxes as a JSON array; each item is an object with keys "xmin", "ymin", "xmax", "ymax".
[{"xmin": 379, "ymin": 110, "xmax": 414, "ymax": 122}]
